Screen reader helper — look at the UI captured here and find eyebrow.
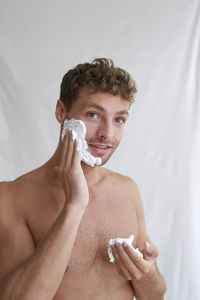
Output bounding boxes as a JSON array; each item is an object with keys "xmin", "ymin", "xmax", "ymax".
[{"xmin": 87, "ymin": 103, "xmax": 129, "ymax": 116}]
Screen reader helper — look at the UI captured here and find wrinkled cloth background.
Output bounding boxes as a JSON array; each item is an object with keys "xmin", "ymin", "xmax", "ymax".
[{"xmin": 0, "ymin": 1, "xmax": 199, "ymax": 299}]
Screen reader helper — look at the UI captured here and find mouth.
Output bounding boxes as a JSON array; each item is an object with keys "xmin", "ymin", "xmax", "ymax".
[{"xmin": 88, "ymin": 143, "xmax": 112, "ymax": 155}]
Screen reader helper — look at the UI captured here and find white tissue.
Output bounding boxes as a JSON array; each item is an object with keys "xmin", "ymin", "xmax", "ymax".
[
  {"xmin": 108, "ymin": 234, "xmax": 143, "ymax": 263},
  {"xmin": 61, "ymin": 118, "xmax": 102, "ymax": 167}
]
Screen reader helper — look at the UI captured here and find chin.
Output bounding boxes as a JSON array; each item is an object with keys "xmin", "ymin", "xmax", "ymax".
[{"xmin": 98, "ymin": 155, "xmax": 112, "ymax": 166}]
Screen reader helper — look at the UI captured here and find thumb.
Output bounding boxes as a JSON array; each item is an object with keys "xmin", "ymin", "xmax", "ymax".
[
  {"xmin": 142, "ymin": 241, "xmax": 153, "ymax": 260},
  {"xmin": 54, "ymin": 166, "xmax": 60, "ymax": 173}
]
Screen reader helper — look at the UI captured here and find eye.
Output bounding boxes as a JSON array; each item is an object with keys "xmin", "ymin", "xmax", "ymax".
[
  {"xmin": 87, "ymin": 112, "xmax": 99, "ymax": 119},
  {"xmin": 115, "ymin": 117, "xmax": 125, "ymax": 124}
]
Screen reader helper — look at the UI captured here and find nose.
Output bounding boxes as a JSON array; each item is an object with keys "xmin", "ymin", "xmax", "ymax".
[{"xmin": 97, "ymin": 120, "xmax": 114, "ymax": 141}]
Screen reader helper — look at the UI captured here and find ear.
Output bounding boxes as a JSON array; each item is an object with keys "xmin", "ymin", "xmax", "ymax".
[{"xmin": 55, "ymin": 99, "xmax": 67, "ymax": 123}]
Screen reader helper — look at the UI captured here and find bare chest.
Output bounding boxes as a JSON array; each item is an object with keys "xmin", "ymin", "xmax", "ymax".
[{"xmin": 26, "ymin": 186, "xmax": 138, "ymax": 274}]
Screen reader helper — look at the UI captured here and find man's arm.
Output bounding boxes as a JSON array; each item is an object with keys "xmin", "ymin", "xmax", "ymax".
[
  {"xmin": 0, "ymin": 130, "xmax": 89, "ymax": 300},
  {"xmin": 111, "ymin": 179, "xmax": 166, "ymax": 300},
  {"xmin": 0, "ymin": 203, "xmax": 85, "ymax": 300},
  {"xmin": 130, "ymin": 180, "xmax": 166, "ymax": 300}
]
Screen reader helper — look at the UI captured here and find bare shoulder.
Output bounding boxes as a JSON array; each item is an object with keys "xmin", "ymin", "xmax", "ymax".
[
  {"xmin": 0, "ymin": 180, "xmax": 12, "ymax": 195},
  {"xmin": 0, "ymin": 173, "xmax": 39, "ymax": 221},
  {"xmin": 0, "ymin": 179, "xmax": 25, "ymax": 223},
  {"xmin": 102, "ymin": 167, "xmax": 139, "ymax": 193},
  {"xmin": 0, "ymin": 180, "xmax": 15, "ymax": 213}
]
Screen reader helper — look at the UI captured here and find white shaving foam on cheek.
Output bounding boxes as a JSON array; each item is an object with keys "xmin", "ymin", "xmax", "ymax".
[
  {"xmin": 108, "ymin": 234, "xmax": 143, "ymax": 263},
  {"xmin": 61, "ymin": 118, "xmax": 101, "ymax": 167}
]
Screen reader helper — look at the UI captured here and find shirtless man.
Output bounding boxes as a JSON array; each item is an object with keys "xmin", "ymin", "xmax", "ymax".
[{"xmin": 0, "ymin": 58, "xmax": 166, "ymax": 300}]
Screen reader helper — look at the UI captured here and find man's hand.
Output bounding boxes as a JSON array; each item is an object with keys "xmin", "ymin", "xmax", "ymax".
[
  {"xmin": 54, "ymin": 129, "xmax": 89, "ymax": 210},
  {"xmin": 111, "ymin": 241, "xmax": 166, "ymax": 300}
]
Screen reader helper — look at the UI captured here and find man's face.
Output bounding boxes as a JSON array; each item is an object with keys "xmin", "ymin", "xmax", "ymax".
[{"xmin": 66, "ymin": 88, "xmax": 130, "ymax": 166}]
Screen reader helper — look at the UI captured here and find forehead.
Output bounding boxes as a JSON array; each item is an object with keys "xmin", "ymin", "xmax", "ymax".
[{"xmin": 72, "ymin": 88, "xmax": 130, "ymax": 114}]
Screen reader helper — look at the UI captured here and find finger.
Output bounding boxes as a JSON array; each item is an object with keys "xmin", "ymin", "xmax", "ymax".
[
  {"xmin": 121, "ymin": 242, "xmax": 149, "ymax": 273},
  {"xmin": 122, "ymin": 243, "xmax": 146, "ymax": 271},
  {"xmin": 59, "ymin": 129, "xmax": 70, "ymax": 171},
  {"xmin": 142, "ymin": 242, "xmax": 152, "ymax": 260},
  {"xmin": 114, "ymin": 260, "xmax": 132, "ymax": 280},
  {"xmin": 115, "ymin": 244, "xmax": 142, "ymax": 280},
  {"xmin": 64, "ymin": 130, "xmax": 74, "ymax": 172},
  {"xmin": 111, "ymin": 245, "xmax": 132, "ymax": 280},
  {"xmin": 115, "ymin": 243, "xmax": 143, "ymax": 280},
  {"xmin": 71, "ymin": 140, "xmax": 81, "ymax": 170},
  {"xmin": 112, "ymin": 255, "xmax": 124, "ymax": 276},
  {"xmin": 142, "ymin": 241, "xmax": 159, "ymax": 260}
]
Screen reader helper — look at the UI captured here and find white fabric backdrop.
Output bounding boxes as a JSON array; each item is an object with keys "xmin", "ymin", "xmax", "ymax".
[{"xmin": 0, "ymin": 0, "xmax": 200, "ymax": 299}]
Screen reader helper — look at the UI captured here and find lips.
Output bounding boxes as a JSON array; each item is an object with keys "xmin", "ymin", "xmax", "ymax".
[
  {"xmin": 92, "ymin": 144, "xmax": 110, "ymax": 148},
  {"xmin": 88, "ymin": 143, "xmax": 112, "ymax": 155}
]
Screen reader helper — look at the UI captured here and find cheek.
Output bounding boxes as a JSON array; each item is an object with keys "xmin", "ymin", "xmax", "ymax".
[
  {"xmin": 84, "ymin": 122, "xmax": 98, "ymax": 138},
  {"xmin": 114, "ymin": 130, "xmax": 124, "ymax": 145}
]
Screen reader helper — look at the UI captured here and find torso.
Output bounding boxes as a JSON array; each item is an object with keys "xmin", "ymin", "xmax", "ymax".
[{"xmin": 2, "ymin": 168, "xmax": 138, "ymax": 300}]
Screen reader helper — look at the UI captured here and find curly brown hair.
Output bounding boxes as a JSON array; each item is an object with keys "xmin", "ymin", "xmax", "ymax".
[{"xmin": 60, "ymin": 58, "xmax": 137, "ymax": 111}]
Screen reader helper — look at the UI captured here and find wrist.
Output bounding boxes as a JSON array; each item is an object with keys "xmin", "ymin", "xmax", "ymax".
[
  {"xmin": 63, "ymin": 201, "xmax": 87, "ymax": 216},
  {"xmin": 131, "ymin": 266, "xmax": 166, "ymax": 300},
  {"xmin": 148, "ymin": 271, "xmax": 167, "ymax": 300}
]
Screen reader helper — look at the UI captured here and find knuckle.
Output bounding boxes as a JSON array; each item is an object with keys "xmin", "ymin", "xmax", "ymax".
[
  {"xmin": 62, "ymin": 169, "xmax": 68, "ymax": 176},
  {"xmin": 74, "ymin": 149, "xmax": 79, "ymax": 157},
  {"xmin": 143, "ymin": 266, "xmax": 150, "ymax": 274},
  {"xmin": 151, "ymin": 245, "xmax": 159, "ymax": 257},
  {"xmin": 56, "ymin": 167, "xmax": 61, "ymax": 174},
  {"xmin": 129, "ymin": 271, "xmax": 135, "ymax": 278},
  {"xmin": 126, "ymin": 275, "xmax": 132, "ymax": 280},
  {"xmin": 68, "ymin": 167, "xmax": 75, "ymax": 176},
  {"xmin": 68, "ymin": 168, "xmax": 79, "ymax": 179},
  {"xmin": 57, "ymin": 169, "xmax": 64, "ymax": 177},
  {"xmin": 135, "ymin": 273, "xmax": 142, "ymax": 281}
]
